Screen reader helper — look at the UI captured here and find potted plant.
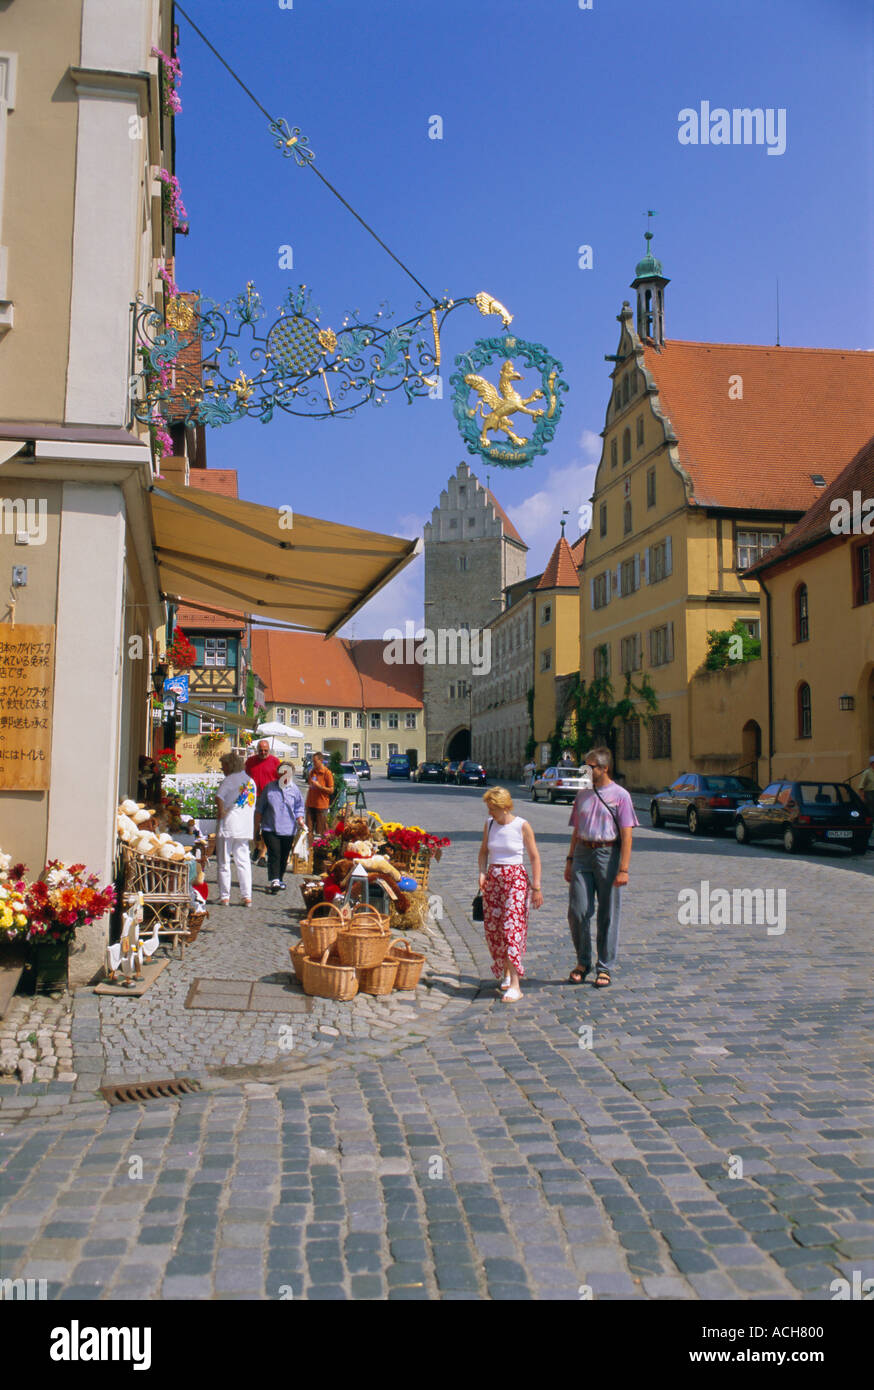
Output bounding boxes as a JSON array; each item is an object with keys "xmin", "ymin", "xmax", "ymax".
[
  {"xmin": 22, "ymin": 861, "xmax": 116, "ymax": 992},
  {"xmin": 155, "ymin": 747, "xmax": 181, "ymax": 775}
]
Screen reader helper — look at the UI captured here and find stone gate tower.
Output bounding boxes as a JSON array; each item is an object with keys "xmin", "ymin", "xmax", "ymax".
[{"xmin": 423, "ymin": 461, "xmax": 527, "ymax": 762}]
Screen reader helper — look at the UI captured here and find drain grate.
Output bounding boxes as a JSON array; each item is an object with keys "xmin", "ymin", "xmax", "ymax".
[{"xmin": 99, "ymin": 1077, "xmax": 202, "ymax": 1106}]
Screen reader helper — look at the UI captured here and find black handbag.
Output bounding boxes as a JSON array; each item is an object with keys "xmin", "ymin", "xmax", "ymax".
[{"xmin": 472, "ymin": 815, "xmax": 493, "ymax": 921}]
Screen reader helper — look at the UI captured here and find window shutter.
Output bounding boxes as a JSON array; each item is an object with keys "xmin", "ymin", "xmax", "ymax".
[
  {"xmin": 633, "ymin": 553, "xmax": 640, "ymax": 590},
  {"xmin": 604, "ymin": 570, "xmax": 611, "ymax": 605},
  {"xmin": 667, "ymin": 621, "xmax": 674, "ymax": 662},
  {"xmin": 665, "ymin": 536, "xmax": 673, "ymax": 575},
  {"xmin": 589, "ymin": 578, "xmax": 595, "ymax": 609},
  {"xmin": 643, "ymin": 547, "xmax": 650, "ymax": 583},
  {"xmin": 614, "ymin": 564, "xmax": 621, "ymax": 595},
  {"xmin": 648, "ymin": 629, "xmax": 654, "ymax": 666}
]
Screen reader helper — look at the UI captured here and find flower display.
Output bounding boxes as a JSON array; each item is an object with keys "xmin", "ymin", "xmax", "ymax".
[
  {"xmin": 167, "ymin": 628, "xmax": 196, "ymax": 671},
  {"xmin": 0, "ymin": 881, "xmax": 30, "ymax": 941},
  {"xmin": 368, "ymin": 815, "xmax": 450, "ymax": 859},
  {"xmin": 151, "ymin": 46, "xmax": 182, "ymax": 116},
  {"xmin": 158, "ymin": 169, "xmax": 189, "ymax": 234},
  {"xmin": 24, "ymin": 862, "xmax": 115, "ymax": 945},
  {"xmin": 155, "ymin": 747, "xmax": 181, "ymax": 775}
]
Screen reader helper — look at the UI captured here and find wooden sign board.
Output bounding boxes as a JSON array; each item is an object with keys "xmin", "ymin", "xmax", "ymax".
[{"xmin": 0, "ymin": 624, "xmax": 55, "ymax": 791}]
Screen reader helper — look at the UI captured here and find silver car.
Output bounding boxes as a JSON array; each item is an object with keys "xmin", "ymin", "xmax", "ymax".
[
  {"xmin": 339, "ymin": 762, "xmax": 360, "ymax": 793},
  {"xmin": 530, "ymin": 765, "xmax": 592, "ymax": 803}
]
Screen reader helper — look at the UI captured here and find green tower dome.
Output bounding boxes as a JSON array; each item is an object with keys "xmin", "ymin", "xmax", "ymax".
[{"xmin": 634, "ymin": 230, "xmax": 665, "ymax": 280}]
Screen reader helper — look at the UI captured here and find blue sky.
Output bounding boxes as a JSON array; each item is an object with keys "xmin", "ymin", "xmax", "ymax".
[{"xmin": 173, "ymin": 0, "xmax": 873, "ymax": 635}]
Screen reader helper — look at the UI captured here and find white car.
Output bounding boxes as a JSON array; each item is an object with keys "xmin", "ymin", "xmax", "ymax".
[
  {"xmin": 339, "ymin": 762, "xmax": 360, "ymax": 793},
  {"xmin": 530, "ymin": 765, "xmax": 592, "ymax": 804}
]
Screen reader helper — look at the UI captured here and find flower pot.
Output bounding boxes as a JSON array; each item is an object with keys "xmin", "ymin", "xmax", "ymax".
[{"xmin": 26, "ymin": 940, "xmax": 69, "ymax": 994}]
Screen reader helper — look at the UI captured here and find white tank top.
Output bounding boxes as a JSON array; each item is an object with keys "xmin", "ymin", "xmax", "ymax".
[{"xmin": 487, "ymin": 816, "xmax": 525, "ymax": 865}]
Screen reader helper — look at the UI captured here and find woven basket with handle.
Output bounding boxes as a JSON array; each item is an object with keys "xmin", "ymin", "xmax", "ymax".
[
  {"xmin": 348, "ymin": 901, "xmax": 389, "ymax": 931},
  {"xmin": 301, "ymin": 947, "xmax": 359, "ymax": 1001},
  {"xmin": 387, "ymin": 938, "xmax": 426, "ymax": 990},
  {"xmin": 336, "ymin": 921, "xmax": 390, "ymax": 969},
  {"xmin": 288, "ymin": 940, "xmax": 307, "ymax": 983},
  {"xmin": 300, "ymin": 900, "xmax": 344, "ymax": 956},
  {"xmin": 357, "ymin": 956, "xmax": 399, "ymax": 996}
]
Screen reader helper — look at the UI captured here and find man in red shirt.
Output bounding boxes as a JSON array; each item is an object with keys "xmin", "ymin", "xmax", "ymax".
[
  {"xmin": 245, "ymin": 739, "xmax": 280, "ymax": 794},
  {"xmin": 245, "ymin": 740, "xmax": 281, "ymax": 862}
]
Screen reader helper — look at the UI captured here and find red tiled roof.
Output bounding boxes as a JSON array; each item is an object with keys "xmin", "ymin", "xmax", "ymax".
[
  {"xmin": 536, "ymin": 535, "xmax": 580, "ymax": 590},
  {"xmin": 570, "ymin": 534, "xmax": 587, "ymax": 566},
  {"xmin": 642, "ymin": 341, "xmax": 874, "ymax": 512},
  {"xmin": 485, "ymin": 488, "xmax": 526, "ymax": 546},
  {"xmin": 250, "ymin": 630, "xmax": 423, "ymax": 709},
  {"xmin": 749, "ymin": 431, "xmax": 874, "ymax": 575}
]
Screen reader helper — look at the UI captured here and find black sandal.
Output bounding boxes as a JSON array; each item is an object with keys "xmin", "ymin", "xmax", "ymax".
[
  {"xmin": 568, "ymin": 967, "xmax": 588, "ymax": 984},
  {"xmin": 594, "ymin": 970, "xmax": 611, "ymax": 988}
]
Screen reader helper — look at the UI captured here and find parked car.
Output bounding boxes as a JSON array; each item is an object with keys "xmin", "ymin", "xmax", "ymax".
[
  {"xmin": 531, "ymin": 766, "xmax": 591, "ymax": 803},
  {"xmin": 338, "ymin": 762, "xmax": 360, "ymax": 793},
  {"xmin": 650, "ymin": 773, "xmax": 761, "ymax": 835},
  {"xmin": 387, "ymin": 753, "xmax": 412, "ymax": 780},
  {"xmin": 445, "ymin": 760, "xmax": 461, "ymax": 781},
  {"xmin": 456, "ymin": 760, "xmax": 487, "ymax": 786},
  {"xmin": 734, "ymin": 779, "xmax": 871, "ymax": 854},
  {"xmin": 416, "ymin": 761, "xmax": 445, "ymax": 783},
  {"xmin": 350, "ymin": 758, "xmax": 371, "ymax": 781}
]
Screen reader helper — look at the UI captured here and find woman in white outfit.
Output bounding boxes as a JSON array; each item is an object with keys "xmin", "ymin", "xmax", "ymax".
[
  {"xmin": 477, "ymin": 786, "xmax": 543, "ymax": 1001},
  {"xmin": 215, "ymin": 751, "xmax": 257, "ymax": 907}
]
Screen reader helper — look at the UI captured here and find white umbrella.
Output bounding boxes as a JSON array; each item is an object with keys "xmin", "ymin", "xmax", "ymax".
[
  {"xmin": 259, "ymin": 736, "xmax": 295, "ymax": 754},
  {"xmin": 256, "ymin": 721, "xmax": 305, "ymax": 739}
]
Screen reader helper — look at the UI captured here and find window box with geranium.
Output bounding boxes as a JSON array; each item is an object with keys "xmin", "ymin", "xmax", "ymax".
[
  {"xmin": 155, "ymin": 747, "xmax": 181, "ymax": 775},
  {"xmin": 167, "ymin": 629, "xmax": 196, "ymax": 672},
  {"xmin": 151, "ymin": 45, "xmax": 182, "ymax": 117}
]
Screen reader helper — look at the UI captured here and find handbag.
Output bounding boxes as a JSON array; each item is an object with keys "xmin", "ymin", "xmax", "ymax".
[{"xmin": 472, "ymin": 815, "xmax": 493, "ymax": 921}]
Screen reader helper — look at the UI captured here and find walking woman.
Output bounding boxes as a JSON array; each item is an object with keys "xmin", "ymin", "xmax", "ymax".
[
  {"xmin": 215, "ymin": 751, "xmax": 257, "ymax": 907},
  {"xmin": 477, "ymin": 786, "xmax": 543, "ymax": 1001},
  {"xmin": 254, "ymin": 761, "xmax": 306, "ymax": 894}
]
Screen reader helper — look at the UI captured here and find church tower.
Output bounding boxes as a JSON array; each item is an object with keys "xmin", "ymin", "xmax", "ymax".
[
  {"xmin": 631, "ymin": 228, "xmax": 669, "ymax": 348},
  {"xmin": 423, "ymin": 461, "xmax": 527, "ymax": 762}
]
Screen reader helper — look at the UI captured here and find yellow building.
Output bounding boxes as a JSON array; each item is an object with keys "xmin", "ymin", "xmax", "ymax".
[
  {"xmin": 581, "ymin": 240, "xmax": 874, "ymax": 789},
  {"xmin": 532, "ymin": 530, "xmax": 583, "ymax": 764}
]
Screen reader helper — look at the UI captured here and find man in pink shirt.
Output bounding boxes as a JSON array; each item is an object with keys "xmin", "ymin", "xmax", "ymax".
[{"xmin": 564, "ymin": 746, "xmax": 638, "ymax": 988}]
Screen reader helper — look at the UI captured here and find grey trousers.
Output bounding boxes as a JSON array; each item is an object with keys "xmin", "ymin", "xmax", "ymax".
[{"xmin": 567, "ymin": 843, "xmax": 622, "ymax": 974}]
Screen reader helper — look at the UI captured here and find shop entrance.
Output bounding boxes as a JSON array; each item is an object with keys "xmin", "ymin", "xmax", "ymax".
[{"xmin": 322, "ymin": 738, "xmax": 348, "ymax": 760}]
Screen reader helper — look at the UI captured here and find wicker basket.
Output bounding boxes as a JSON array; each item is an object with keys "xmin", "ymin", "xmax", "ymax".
[
  {"xmin": 387, "ymin": 938, "xmax": 426, "ymax": 990},
  {"xmin": 288, "ymin": 940, "xmax": 307, "ymax": 982},
  {"xmin": 300, "ymin": 901, "xmax": 344, "ymax": 955},
  {"xmin": 302, "ymin": 947, "xmax": 359, "ymax": 1001},
  {"xmin": 122, "ymin": 845, "xmax": 191, "ymax": 897},
  {"xmin": 348, "ymin": 901, "xmax": 389, "ymax": 931},
  {"xmin": 336, "ymin": 921, "xmax": 390, "ymax": 969},
  {"xmin": 357, "ymin": 956, "xmax": 399, "ymax": 996},
  {"xmin": 389, "ymin": 845, "xmax": 431, "ymax": 891}
]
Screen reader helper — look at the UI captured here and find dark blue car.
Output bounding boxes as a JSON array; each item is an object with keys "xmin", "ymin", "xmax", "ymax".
[{"xmin": 387, "ymin": 754, "xmax": 411, "ymax": 780}]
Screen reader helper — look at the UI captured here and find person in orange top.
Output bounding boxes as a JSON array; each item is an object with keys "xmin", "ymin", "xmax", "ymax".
[{"xmin": 305, "ymin": 752, "xmax": 334, "ymax": 836}]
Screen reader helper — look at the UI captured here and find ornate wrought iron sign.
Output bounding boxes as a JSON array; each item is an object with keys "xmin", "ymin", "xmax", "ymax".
[
  {"xmin": 130, "ymin": 284, "xmax": 567, "ymax": 466},
  {"xmin": 450, "ymin": 335, "xmax": 568, "ymax": 467}
]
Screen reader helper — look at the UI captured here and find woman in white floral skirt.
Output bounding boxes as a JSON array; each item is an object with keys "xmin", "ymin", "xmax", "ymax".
[{"xmin": 477, "ymin": 786, "xmax": 543, "ymax": 1001}]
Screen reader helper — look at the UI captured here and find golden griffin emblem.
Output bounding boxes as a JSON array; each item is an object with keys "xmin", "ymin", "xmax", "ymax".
[{"xmin": 464, "ymin": 360, "xmax": 549, "ymax": 448}]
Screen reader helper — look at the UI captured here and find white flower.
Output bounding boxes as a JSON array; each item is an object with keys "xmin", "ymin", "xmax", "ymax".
[{"xmin": 46, "ymin": 866, "xmax": 72, "ymax": 889}]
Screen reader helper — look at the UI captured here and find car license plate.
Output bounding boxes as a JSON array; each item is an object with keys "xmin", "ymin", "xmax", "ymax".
[{"xmin": 826, "ymin": 830, "xmax": 852, "ymax": 839}]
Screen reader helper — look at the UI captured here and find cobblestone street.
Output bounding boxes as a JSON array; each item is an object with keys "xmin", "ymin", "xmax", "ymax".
[{"xmin": 1, "ymin": 782, "xmax": 872, "ymax": 1301}]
